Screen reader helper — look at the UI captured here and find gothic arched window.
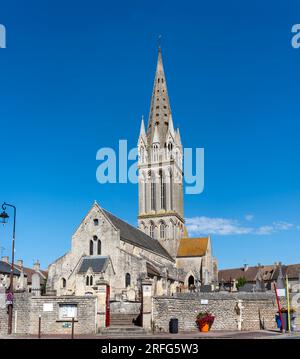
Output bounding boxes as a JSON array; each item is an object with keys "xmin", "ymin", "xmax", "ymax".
[
  {"xmin": 97, "ymin": 240, "xmax": 101, "ymax": 255},
  {"xmin": 153, "ymin": 144, "xmax": 159, "ymax": 162},
  {"xmin": 160, "ymin": 170, "xmax": 166, "ymax": 210},
  {"xmin": 86, "ymin": 275, "xmax": 93, "ymax": 286},
  {"xmin": 151, "ymin": 177, "xmax": 156, "ymax": 211},
  {"xmin": 125, "ymin": 273, "xmax": 131, "ymax": 287},
  {"xmin": 170, "ymin": 171, "xmax": 173, "ymax": 210},
  {"xmin": 89, "ymin": 240, "xmax": 94, "ymax": 255}
]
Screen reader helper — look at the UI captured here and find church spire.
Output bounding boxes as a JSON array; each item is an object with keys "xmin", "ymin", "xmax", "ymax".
[
  {"xmin": 147, "ymin": 47, "xmax": 172, "ymax": 145},
  {"xmin": 138, "ymin": 115, "xmax": 146, "ymax": 140}
]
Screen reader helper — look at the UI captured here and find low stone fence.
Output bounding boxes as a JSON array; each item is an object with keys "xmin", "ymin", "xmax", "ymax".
[
  {"xmin": 0, "ymin": 292, "xmax": 97, "ymax": 335},
  {"xmin": 152, "ymin": 292, "xmax": 293, "ymax": 332}
]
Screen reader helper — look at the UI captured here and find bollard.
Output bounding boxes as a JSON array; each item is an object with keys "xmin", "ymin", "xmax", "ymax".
[
  {"xmin": 71, "ymin": 317, "xmax": 75, "ymax": 339},
  {"xmin": 38, "ymin": 315, "xmax": 41, "ymax": 339}
]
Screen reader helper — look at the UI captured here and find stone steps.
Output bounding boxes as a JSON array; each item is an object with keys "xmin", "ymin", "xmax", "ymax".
[
  {"xmin": 110, "ymin": 313, "xmax": 140, "ymax": 327},
  {"xmin": 100, "ymin": 326, "xmax": 147, "ymax": 336}
]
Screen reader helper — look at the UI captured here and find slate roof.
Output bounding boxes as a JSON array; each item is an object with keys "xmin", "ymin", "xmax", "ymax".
[
  {"xmin": 103, "ymin": 209, "xmax": 174, "ymax": 261},
  {"xmin": 177, "ymin": 237, "xmax": 208, "ymax": 257},
  {"xmin": 0, "ymin": 261, "xmax": 22, "ymax": 276},
  {"xmin": 78, "ymin": 256, "xmax": 109, "ymax": 274}
]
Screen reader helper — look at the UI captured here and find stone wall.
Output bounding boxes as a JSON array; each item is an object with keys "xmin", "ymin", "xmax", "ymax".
[
  {"xmin": 152, "ymin": 292, "xmax": 288, "ymax": 332},
  {"xmin": 0, "ymin": 292, "xmax": 97, "ymax": 335}
]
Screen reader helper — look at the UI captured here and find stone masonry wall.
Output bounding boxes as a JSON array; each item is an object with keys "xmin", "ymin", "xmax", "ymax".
[
  {"xmin": 0, "ymin": 292, "xmax": 97, "ymax": 335},
  {"xmin": 153, "ymin": 292, "xmax": 286, "ymax": 332}
]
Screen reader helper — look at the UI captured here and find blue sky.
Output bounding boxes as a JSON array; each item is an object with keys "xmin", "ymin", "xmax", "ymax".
[{"xmin": 0, "ymin": 0, "xmax": 299, "ymax": 269}]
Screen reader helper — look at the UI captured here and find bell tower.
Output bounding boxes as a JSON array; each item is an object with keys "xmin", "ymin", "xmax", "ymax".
[{"xmin": 137, "ymin": 47, "xmax": 184, "ymax": 258}]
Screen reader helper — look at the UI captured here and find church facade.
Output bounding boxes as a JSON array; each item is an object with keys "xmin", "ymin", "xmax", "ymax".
[{"xmin": 47, "ymin": 48, "xmax": 218, "ymax": 300}]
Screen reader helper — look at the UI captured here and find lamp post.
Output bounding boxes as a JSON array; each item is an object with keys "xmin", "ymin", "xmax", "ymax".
[{"xmin": 0, "ymin": 202, "xmax": 16, "ymax": 335}]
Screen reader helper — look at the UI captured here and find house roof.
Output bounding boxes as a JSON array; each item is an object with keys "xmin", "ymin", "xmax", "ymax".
[
  {"xmin": 78, "ymin": 256, "xmax": 109, "ymax": 274},
  {"xmin": 177, "ymin": 237, "xmax": 209, "ymax": 258},
  {"xmin": 14, "ymin": 265, "xmax": 47, "ymax": 283},
  {"xmin": 219, "ymin": 263, "xmax": 300, "ymax": 283},
  {"xmin": 285, "ymin": 264, "xmax": 300, "ymax": 279},
  {"xmin": 0, "ymin": 261, "xmax": 22, "ymax": 276},
  {"xmin": 102, "ymin": 209, "xmax": 174, "ymax": 261},
  {"xmin": 218, "ymin": 266, "xmax": 260, "ymax": 282}
]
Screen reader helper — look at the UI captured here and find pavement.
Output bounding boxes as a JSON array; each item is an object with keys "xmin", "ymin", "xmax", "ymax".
[{"xmin": 1, "ymin": 330, "xmax": 300, "ymax": 339}]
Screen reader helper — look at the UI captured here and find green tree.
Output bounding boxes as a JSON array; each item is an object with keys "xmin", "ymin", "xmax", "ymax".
[{"xmin": 236, "ymin": 276, "xmax": 247, "ymax": 289}]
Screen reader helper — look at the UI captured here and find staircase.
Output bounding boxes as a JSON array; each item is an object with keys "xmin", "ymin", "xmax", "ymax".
[
  {"xmin": 100, "ymin": 313, "xmax": 147, "ymax": 337},
  {"xmin": 110, "ymin": 313, "xmax": 140, "ymax": 327}
]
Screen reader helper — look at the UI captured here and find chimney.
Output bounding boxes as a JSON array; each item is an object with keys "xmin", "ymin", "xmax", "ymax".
[
  {"xmin": 17, "ymin": 259, "xmax": 23, "ymax": 268},
  {"xmin": 1, "ymin": 256, "xmax": 9, "ymax": 263},
  {"xmin": 33, "ymin": 260, "xmax": 40, "ymax": 272},
  {"xmin": 243, "ymin": 264, "xmax": 248, "ymax": 272}
]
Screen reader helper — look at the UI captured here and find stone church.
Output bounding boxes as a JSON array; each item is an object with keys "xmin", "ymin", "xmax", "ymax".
[{"xmin": 47, "ymin": 48, "xmax": 218, "ymax": 300}]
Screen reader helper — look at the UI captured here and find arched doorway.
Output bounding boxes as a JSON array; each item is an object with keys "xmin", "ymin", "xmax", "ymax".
[{"xmin": 188, "ymin": 275, "xmax": 195, "ymax": 287}]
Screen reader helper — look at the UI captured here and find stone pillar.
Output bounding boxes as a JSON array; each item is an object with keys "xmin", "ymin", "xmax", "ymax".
[
  {"xmin": 95, "ymin": 278, "xmax": 109, "ymax": 332},
  {"xmin": 31, "ymin": 273, "xmax": 41, "ymax": 296},
  {"xmin": 142, "ymin": 278, "xmax": 152, "ymax": 331}
]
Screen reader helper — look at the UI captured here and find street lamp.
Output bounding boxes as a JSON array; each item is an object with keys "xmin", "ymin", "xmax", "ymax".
[
  {"xmin": 0, "ymin": 202, "xmax": 16, "ymax": 335},
  {"xmin": 0, "ymin": 209, "xmax": 9, "ymax": 225}
]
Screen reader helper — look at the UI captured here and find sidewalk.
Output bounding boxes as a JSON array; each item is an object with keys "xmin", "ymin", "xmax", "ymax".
[{"xmin": 1, "ymin": 330, "xmax": 299, "ymax": 339}]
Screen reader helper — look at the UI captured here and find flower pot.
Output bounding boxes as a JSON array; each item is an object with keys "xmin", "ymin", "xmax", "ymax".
[{"xmin": 199, "ymin": 323, "xmax": 210, "ymax": 332}]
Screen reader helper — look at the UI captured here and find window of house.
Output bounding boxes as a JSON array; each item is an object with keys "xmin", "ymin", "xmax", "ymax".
[
  {"xmin": 93, "ymin": 219, "xmax": 99, "ymax": 226},
  {"xmin": 89, "ymin": 240, "xmax": 94, "ymax": 255},
  {"xmin": 59, "ymin": 304, "xmax": 77, "ymax": 320},
  {"xmin": 125, "ymin": 273, "xmax": 131, "ymax": 287}
]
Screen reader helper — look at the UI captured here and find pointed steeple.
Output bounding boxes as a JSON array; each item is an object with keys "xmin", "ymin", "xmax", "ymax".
[
  {"xmin": 138, "ymin": 115, "xmax": 146, "ymax": 142},
  {"xmin": 175, "ymin": 127, "xmax": 182, "ymax": 146},
  {"xmin": 147, "ymin": 47, "xmax": 172, "ymax": 146}
]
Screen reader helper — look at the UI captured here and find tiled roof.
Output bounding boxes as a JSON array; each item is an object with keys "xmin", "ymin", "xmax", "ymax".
[
  {"xmin": 219, "ymin": 263, "xmax": 300, "ymax": 282},
  {"xmin": 0, "ymin": 261, "xmax": 22, "ymax": 276},
  {"xmin": 103, "ymin": 209, "xmax": 174, "ymax": 261},
  {"xmin": 78, "ymin": 256, "xmax": 109, "ymax": 274},
  {"xmin": 177, "ymin": 237, "xmax": 208, "ymax": 257},
  {"xmin": 285, "ymin": 264, "xmax": 300, "ymax": 279},
  {"xmin": 218, "ymin": 267, "xmax": 260, "ymax": 282},
  {"xmin": 14, "ymin": 265, "xmax": 47, "ymax": 283}
]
